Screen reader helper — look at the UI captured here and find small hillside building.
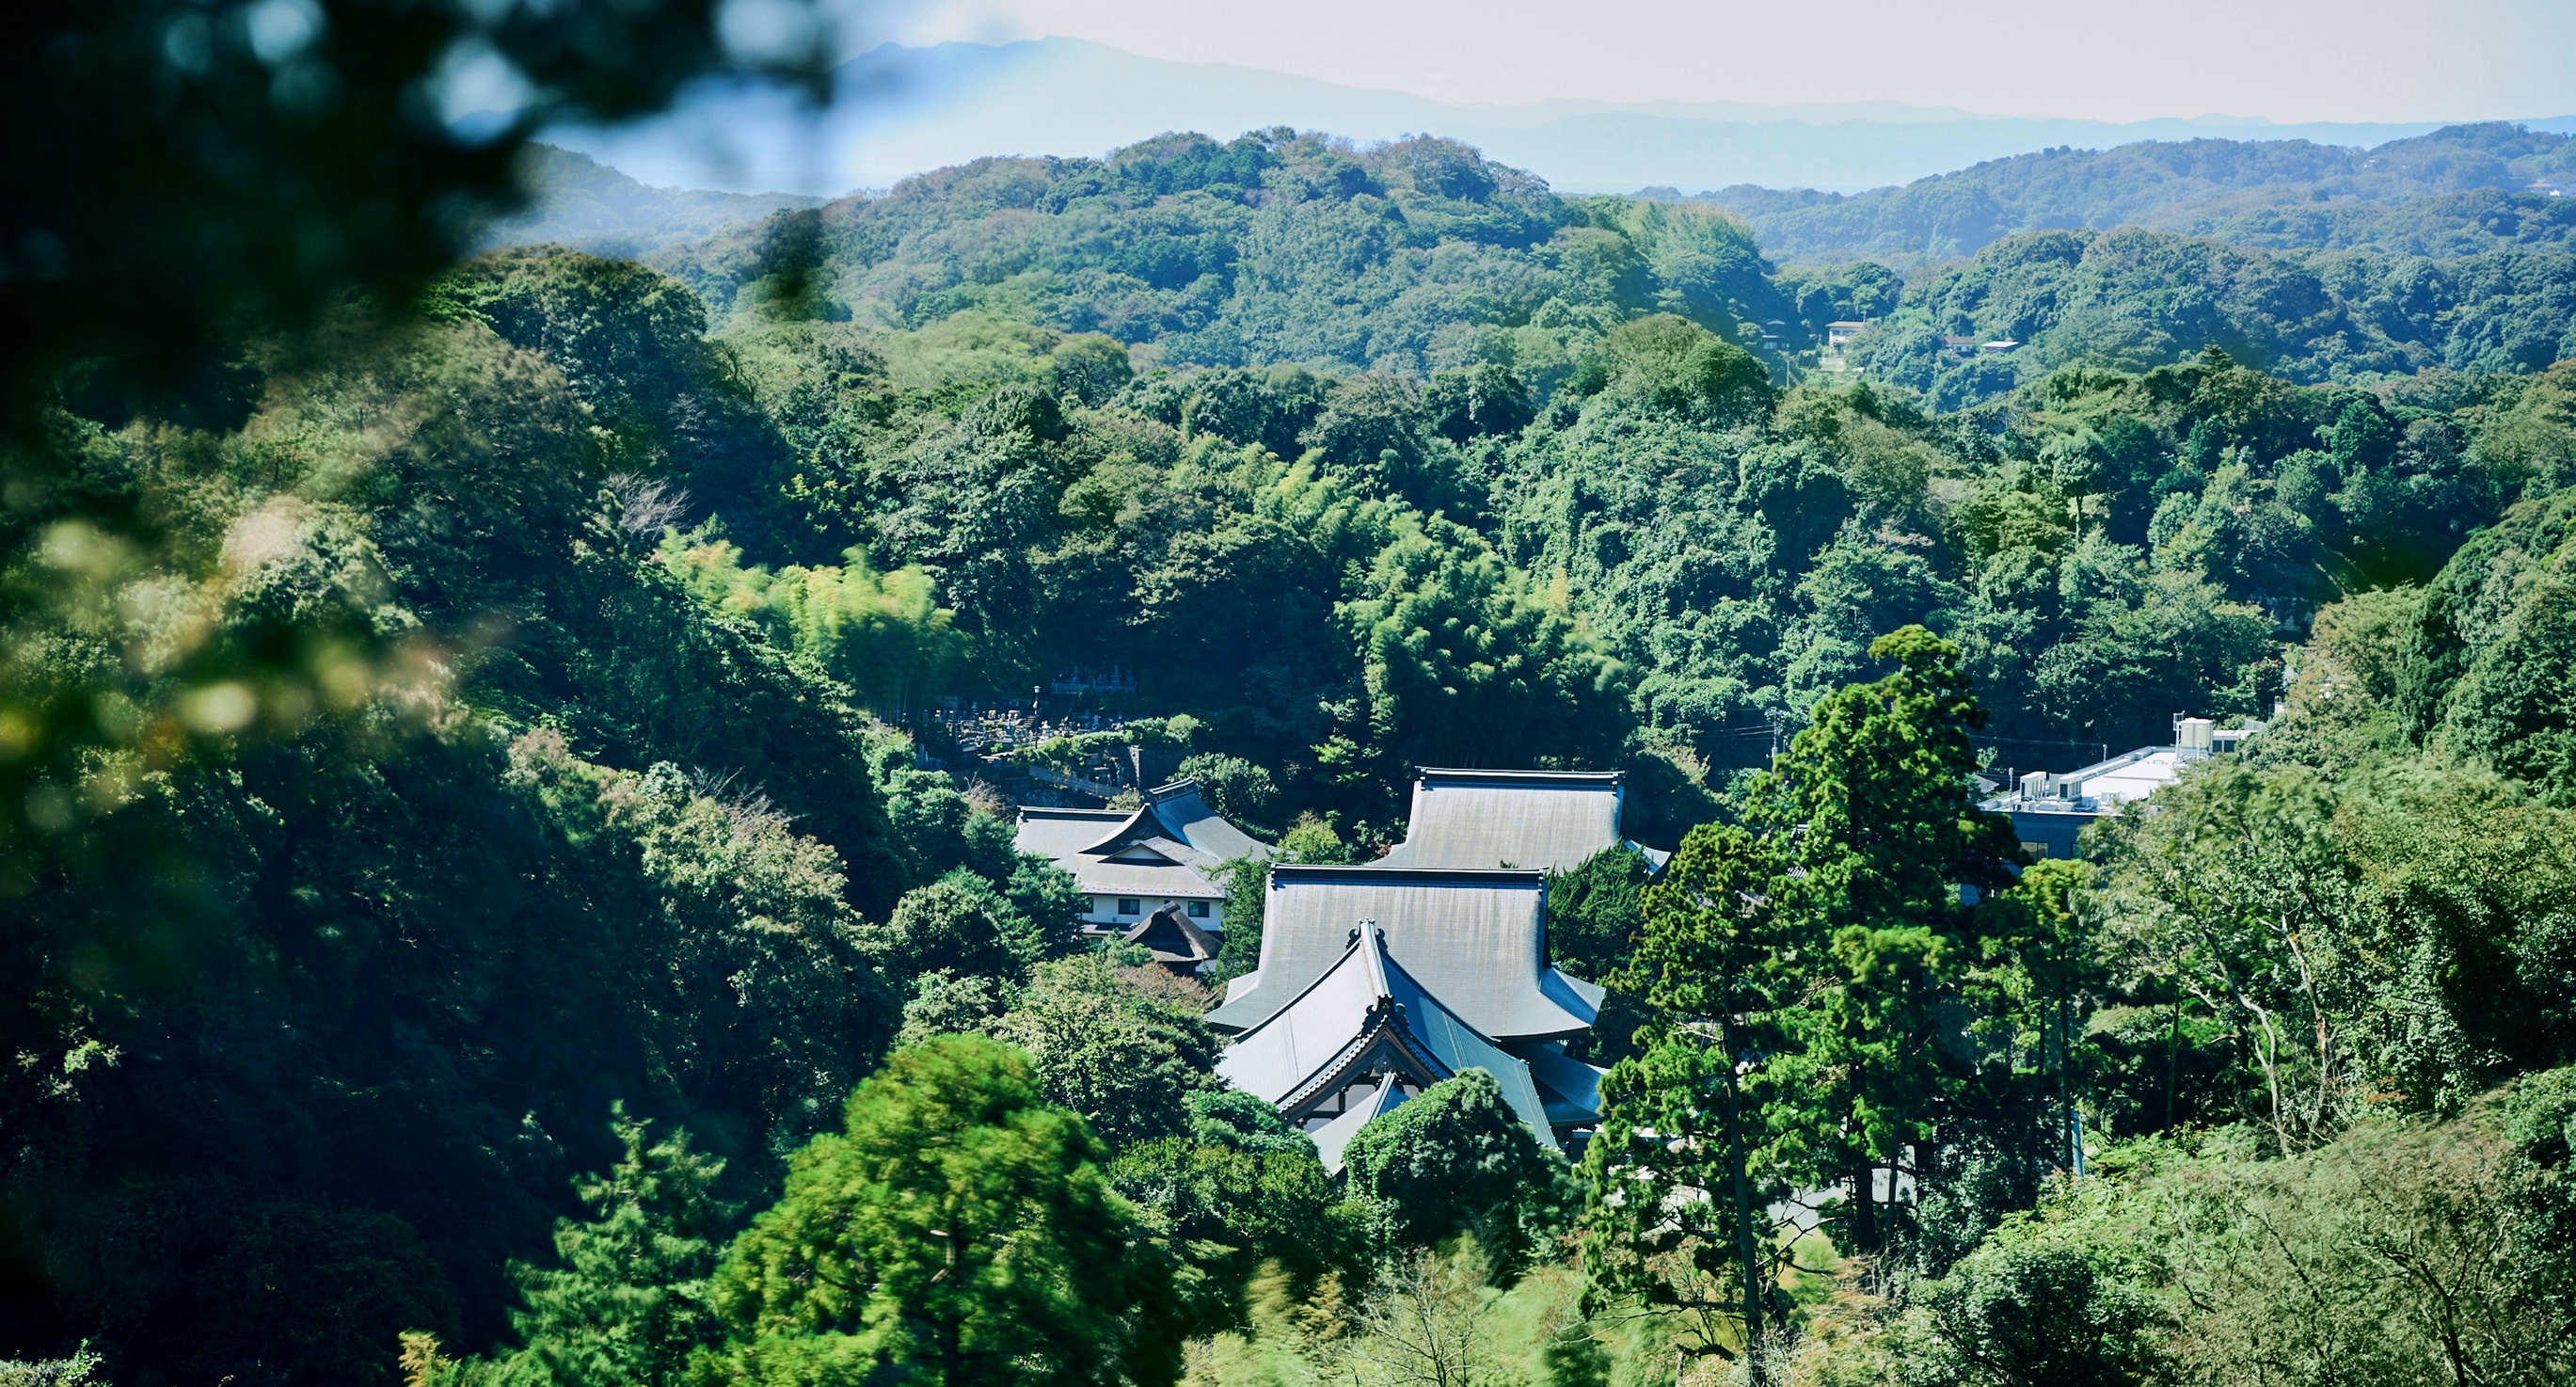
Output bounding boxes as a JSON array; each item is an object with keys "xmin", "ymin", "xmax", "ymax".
[
  {"xmin": 1981, "ymin": 716, "xmax": 2257, "ymax": 859},
  {"xmin": 1013, "ymin": 778, "xmax": 1271, "ymax": 946}
]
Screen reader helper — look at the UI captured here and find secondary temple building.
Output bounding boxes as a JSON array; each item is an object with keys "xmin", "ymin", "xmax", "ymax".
[
  {"xmin": 1014, "ymin": 777, "xmax": 1272, "ymax": 970},
  {"xmin": 1208, "ymin": 767, "xmax": 1651, "ymax": 1166}
]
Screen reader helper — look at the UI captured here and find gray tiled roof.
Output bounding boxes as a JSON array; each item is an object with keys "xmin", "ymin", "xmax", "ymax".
[
  {"xmin": 1373, "ymin": 769, "xmax": 1628, "ymax": 871},
  {"xmin": 1310, "ymin": 1077, "xmax": 1407, "ymax": 1174},
  {"xmin": 1206, "ymin": 865, "xmax": 1601, "ymax": 1041},
  {"xmin": 1125, "ymin": 901, "xmax": 1218, "ymax": 967},
  {"xmin": 1215, "ymin": 929, "xmax": 1558, "ymax": 1153},
  {"xmin": 1147, "ymin": 780, "xmax": 1273, "ymax": 862},
  {"xmin": 1016, "ymin": 801, "xmax": 1239, "ymax": 901},
  {"xmin": 1514, "ymin": 1041, "xmax": 1607, "ymax": 1125}
]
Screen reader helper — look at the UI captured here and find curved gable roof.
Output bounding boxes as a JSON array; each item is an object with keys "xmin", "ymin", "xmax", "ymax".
[
  {"xmin": 1374, "ymin": 769, "xmax": 1627, "ymax": 872},
  {"xmin": 1215, "ymin": 930, "xmax": 1558, "ymax": 1153},
  {"xmin": 1206, "ymin": 865, "xmax": 1597, "ymax": 1041}
]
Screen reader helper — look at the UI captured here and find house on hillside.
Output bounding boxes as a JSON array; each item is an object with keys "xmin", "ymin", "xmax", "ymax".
[
  {"xmin": 1371, "ymin": 768, "xmax": 1664, "ymax": 872},
  {"xmin": 1206, "ymin": 864, "xmax": 1607, "ymax": 1161},
  {"xmin": 1013, "ymin": 778, "xmax": 1271, "ymax": 959},
  {"xmin": 1826, "ymin": 320, "xmax": 1870, "ymax": 349},
  {"xmin": 1981, "ymin": 715, "xmax": 2257, "ymax": 859}
]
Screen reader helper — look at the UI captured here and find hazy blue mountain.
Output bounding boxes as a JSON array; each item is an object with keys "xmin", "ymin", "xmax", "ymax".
[
  {"xmin": 479, "ymin": 146, "xmax": 826, "ymax": 256},
  {"xmin": 539, "ymin": 37, "xmax": 2555, "ymax": 198}
]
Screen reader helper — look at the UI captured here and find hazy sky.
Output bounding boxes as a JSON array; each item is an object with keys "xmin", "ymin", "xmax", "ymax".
[{"xmin": 889, "ymin": 0, "xmax": 2576, "ymax": 122}]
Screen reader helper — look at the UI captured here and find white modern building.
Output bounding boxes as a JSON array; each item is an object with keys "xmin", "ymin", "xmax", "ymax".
[{"xmin": 1982, "ymin": 716, "xmax": 2257, "ymax": 859}]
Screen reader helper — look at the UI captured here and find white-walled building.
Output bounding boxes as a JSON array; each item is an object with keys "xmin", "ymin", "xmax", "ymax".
[{"xmin": 1012, "ymin": 778, "xmax": 1271, "ymax": 943}]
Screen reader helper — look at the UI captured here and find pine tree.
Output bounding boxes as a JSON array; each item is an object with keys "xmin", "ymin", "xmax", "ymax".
[{"xmin": 501, "ymin": 1106, "xmax": 734, "ymax": 1387}]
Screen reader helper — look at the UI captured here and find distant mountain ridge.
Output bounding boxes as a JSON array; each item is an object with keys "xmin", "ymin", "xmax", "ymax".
[
  {"xmin": 479, "ymin": 146, "xmax": 826, "ymax": 258},
  {"xmin": 540, "ymin": 37, "xmax": 2572, "ymax": 198},
  {"xmin": 1674, "ymin": 122, "xmax": 2576, "ymax": 265}
]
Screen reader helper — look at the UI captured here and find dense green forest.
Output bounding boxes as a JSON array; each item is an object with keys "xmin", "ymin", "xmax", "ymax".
[
  {"xmin": 12, "ymin": 28, "xmax": 2576, "ymax": 1383},
  {"xmin": 1691, "ymin": 122, "xmax": 2576, "ymax": 263}
]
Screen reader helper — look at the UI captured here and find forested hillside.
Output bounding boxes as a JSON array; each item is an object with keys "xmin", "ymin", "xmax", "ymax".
[
  {"xmin": 1847, "ymin": 229, "xmax": 2576, "ymax": 405},
  {"xmin": 1693, "ymin": 121, "xmax": 2576, "ymax": 263},
  {"xmin": 14, "ymin": 92, "xmax": 2576, "ymax": 1387}
]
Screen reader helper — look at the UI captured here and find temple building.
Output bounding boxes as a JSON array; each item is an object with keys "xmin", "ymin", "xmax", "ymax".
[
  {"xmin": 1119, "ymin": 901, "xmax": 1221, "ymax": 973},
  {"xmin": 1205, "ymin": 863, "xmax": 1608, "ymax": 1158},
  {"xmin": 1370, "ymin": 768, "xmax": 1664, "ymax": 872},
  {"xmin": 1013, "ymin": 778, "xmax": 1271, "ymax": 946}
]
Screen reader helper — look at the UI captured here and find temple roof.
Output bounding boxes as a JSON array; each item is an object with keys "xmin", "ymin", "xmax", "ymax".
[
  {"xmin": 1015, "ymin": 779, "xmax": 1271, "ymax": 902},
  {"xmin": 1124, "ymin": 901, "xmax": 1219, "ymax": 971},
  {"xmin": 1205, "ymin": 865, "xmax": 1602, "ymax": 1041},
  {"xmin": 1309, "ymin": 1076, "xmax": 1408, "ymax": 1175},
  {"xmin": 1215, "ymin": 929, "xmax": 1558, "ymax": 1154},
  {"xmin": 1372, "ymin": 768, "xmax": 1648, "ymax": 872}
]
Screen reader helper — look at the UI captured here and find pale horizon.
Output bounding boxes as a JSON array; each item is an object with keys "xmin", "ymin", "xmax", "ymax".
[{"xmin": 884, "ymin": 0, "xmax": 2576, "ymax": 126}]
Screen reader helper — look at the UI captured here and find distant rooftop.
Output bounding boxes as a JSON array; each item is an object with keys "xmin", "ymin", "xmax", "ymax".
[
  {"xmin": 1013, "ymin": 777, "xmax": 1271, "ymax": 903},
  {"xmin": 1372, "ymin": 768, "xmax": 1654, "ymax": 873},
  {"xmin": 1981, "ymin": 717, "xmax": 2259, "ymax": 858}
]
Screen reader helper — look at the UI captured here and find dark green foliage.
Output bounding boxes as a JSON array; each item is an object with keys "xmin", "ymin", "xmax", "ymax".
[
  {"xmin": 1543, "ymin": 845, "xmax": 1653, "ymax": 983},
  {"xmin": 1174, "ymin": 753, "xmax": 1278, "ymax": 823},
  {"xmin": 874, "ymin": 872, "xmax": 1049, "ymax": 985},
  {"xmin": 988, "ymin": 955, "xmax": 1221, "ymax": 1152},
  {"xmin": 1204, "ymin": 858, "xmax": 1270, "ymax": 989},
  {"xmin": 1582, "ymin": 822, "xmax": 1803, "ymax": 1363},
  {"xmin": 1340, "ymin": 1072, "xmax": 1569, "ymax": 1272},
  {"xmin": 4, "ymin": 0, "xmax": 823, "ymax": 428},
  {"xmin": 1916, "ymin": 1235, "xmax": 2167, "ymax": 1387},
  {"xmin": 1105, "ymin": 1092, "xmax": 1358, "ymax": 1333},
  {"xmin": 488, "ymin": 1109, "xmax": 732, "ymax": 1387}
]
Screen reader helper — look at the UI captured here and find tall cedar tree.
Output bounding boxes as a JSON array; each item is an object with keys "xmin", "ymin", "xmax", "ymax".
[
  {"xmin": 490, "ymin": 1108, "xmax": 734, "ymax": 1387},
  {"xmin": 1754, "ymin": 626, "xmax": 2021, "ymax": 1252},
  {"xmin": 1582, "ymin": 822, "xmax": 1804, "ymax": 1376}
]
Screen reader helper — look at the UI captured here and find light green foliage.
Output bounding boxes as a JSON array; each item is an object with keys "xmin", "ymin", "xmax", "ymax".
[
  {"xmin": 1278, "ymin": 814, "xmax": 1349, "ymax": 865},
  {"xmin": 1182, "ymin": 1247, "xmax": 1612, "ymax": 1387},
  {"xmin": 897, "ymin": 969, "xmax": 1015, "ymax": 1047},
  {"xmin": 989, "ymin": 954, "xmax": 1222, "ymax": 1152},
  {"xmin": 659, "ymin": 533, "xmax": 968, "ymax": 718},
  {"xmin": 0, "ymin": 1348, "xmax": 104, "ymax": 1387},
  {"xmin": 700, "ymin": 1035, "xmax": 1176, "ymax": 1387},
  {"xmin": 1791, "ymin": 1098, "xmax": 2576, "ymax": 1386},
  {"xmin": 1339, "ymin": 1072, "xmax": 1570, "ymax": 1272},
  {"xmin": 2098, "ymin": 756, "xmax": 2576, "ymax": 1128}
]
